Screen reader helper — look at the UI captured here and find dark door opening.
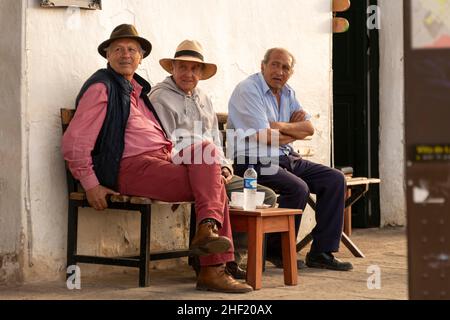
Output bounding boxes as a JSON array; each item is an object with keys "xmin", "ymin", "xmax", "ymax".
[{"xmin": 332, "ymin": 0, "xmax": 380, "ymax": 227}]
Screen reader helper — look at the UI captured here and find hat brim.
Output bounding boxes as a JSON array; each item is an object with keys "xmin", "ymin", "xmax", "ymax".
[
  {"xmin": 159, "ymin": 56, "xmax": 217, "ymax": 80},
  {"xmin": 98, "ymin": 36, "xmax": 152, "ymax": 59}
]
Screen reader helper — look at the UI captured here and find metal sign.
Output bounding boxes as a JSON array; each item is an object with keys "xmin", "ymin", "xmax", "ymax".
[
  {"xmin": 40, "ymin": 0, "xmax": 101, "ymax": 10},
  {"xmin": 405, "ymin": 0, "xmax": 450, "ymax": 300}
]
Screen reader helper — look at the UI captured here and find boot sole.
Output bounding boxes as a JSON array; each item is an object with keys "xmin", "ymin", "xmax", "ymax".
[
  {"xmin": 196, "ymin": 284, "xmax": 253, "ymax": 294},
  {"xmin": 190, "ymin": 237, "xmax": 231, "ymax": 256}
]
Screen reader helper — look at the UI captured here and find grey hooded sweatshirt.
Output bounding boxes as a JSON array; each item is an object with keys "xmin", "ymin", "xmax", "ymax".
[{"xmin": 149, "ymin": 76, "xmax": 233, "ymax": 173}]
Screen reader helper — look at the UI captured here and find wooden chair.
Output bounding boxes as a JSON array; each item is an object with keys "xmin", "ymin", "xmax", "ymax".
[{"xmin": 60, "ymin": 108, "xmax": 196, "ymax": 287}]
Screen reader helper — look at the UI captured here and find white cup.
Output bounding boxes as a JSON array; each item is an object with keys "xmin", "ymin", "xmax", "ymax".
[
  {"xmin": 231, "ymin": 192, "xmax": 244, "ymax": 207},
  {"xmin": 231, "ymin": 191, "xmax": 265, "ymax": 207},
  {"xmin": 255, "ymin": 191, "xmax": 265, "ymax": 206}
]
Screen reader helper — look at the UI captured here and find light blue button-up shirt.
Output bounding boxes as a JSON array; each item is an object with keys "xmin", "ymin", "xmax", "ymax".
[{"xmin": 227, "ymin": 72, "xmax": 311, "ymax": 159}]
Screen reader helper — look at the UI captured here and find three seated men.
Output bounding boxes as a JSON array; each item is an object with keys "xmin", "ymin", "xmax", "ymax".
[{"xmin": 62, "ymin": 24, "xmax": 352, "ymax": 294}]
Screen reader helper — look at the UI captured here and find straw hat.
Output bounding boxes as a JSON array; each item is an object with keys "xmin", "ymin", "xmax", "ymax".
[
  {"xmin": 97, "ymin": 24, "xmax": 152, "ymax": 59},
  {"xmin": 159, "ymin": 40, "xmax": 217, "ymax": 80}
]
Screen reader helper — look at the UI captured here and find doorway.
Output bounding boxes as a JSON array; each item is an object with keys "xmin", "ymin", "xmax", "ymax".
[{"xmin": 332, "ymin": 0, "xmax": 380, "ymax": 227}]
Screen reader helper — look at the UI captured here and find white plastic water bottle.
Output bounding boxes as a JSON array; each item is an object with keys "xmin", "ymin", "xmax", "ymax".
[{"xmin": 243, "ymin": 165, "xmax": 258, "ymax": 211}]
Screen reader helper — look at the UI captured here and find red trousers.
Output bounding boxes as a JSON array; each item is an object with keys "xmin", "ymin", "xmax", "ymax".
[{"xmin": 117, "ymin": 141, "xmax": 234, "ymax": 266}]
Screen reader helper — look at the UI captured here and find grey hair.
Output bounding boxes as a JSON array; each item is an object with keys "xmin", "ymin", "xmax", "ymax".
[{"xmin": 262, "ymin": 48, "xmax": 296, "ymax": 68}]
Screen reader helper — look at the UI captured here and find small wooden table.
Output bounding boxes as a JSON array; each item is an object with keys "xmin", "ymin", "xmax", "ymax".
[{"xmin": 229, "ymin": 208, "xmax": 302, "ymax": 290}]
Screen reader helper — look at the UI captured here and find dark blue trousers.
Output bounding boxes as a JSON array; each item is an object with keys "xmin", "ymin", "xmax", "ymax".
[{"xmin": 234, "ymin": 155, "xmax": 345, "ymax": 258}]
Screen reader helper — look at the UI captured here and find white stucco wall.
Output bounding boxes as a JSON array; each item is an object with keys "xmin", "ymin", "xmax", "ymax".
[
  {"xmin": 379, "ymin": 0, "xmax": 406, "ymax": 226},
  {"xmin": 6, "ymin": 0, "xmax": 333, "ymax": 282},
  {"xmin": 0, "ymin": 0, "xmax": 24, "ymax": 284}
]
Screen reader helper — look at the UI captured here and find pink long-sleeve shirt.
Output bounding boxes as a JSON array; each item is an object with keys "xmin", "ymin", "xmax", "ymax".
[{"xmin": 62, "ymin": 79, "xmax": 172, "ymax": 191}]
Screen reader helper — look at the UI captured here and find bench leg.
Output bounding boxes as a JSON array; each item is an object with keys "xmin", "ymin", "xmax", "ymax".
[
  {"xmin": 341, "ymin": 232, "xmax": 365, "ymax": 258},
  {"xmin": 296, "ymin": 233, "xmax": 313, "ymax": 252},
  {"xmin": 281, "ymin": 215, "xmax": 298, "ymax": 286},
  {"xmin": 344, "ymin": 188, "xmax": 352, "ymax": 236},
  {"xmin": 139, "ymin": 205, "xmax": 151, "ymax": 287},
  {"xmin": 67, "ymin": 203, "xmax": 78, "ymax": 269},
  {"xmin": 188, "ymin": 204, "xmax": 197, "ymax": 269},
  {"xmin": 246, "ymin": 217, "xmax": 263, "ymax": 290}
]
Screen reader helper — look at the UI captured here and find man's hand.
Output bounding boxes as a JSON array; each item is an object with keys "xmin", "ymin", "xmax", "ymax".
[
  {"xmin": 86, "ymin": 185, "xmax": 120, "ymax": 210},
  {"xmin": 290, "ymin": 110, "xmax": 306, "ymax": 123},
  {"xmin": 221, "ymin": 167, "xmax": 233, "ymax": 185},
  {"xmin": 269, "ymin": 122, "xmax": 285, "ymax": 130},
  {"xmin": 267, "ymin": 113, "xmax": 314, "ymax": 142}
]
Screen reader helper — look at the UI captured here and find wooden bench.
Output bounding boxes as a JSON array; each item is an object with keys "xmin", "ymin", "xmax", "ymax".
[{"xmin": 61, "ymin": 108, "xmax": 196, "ymax": 287}]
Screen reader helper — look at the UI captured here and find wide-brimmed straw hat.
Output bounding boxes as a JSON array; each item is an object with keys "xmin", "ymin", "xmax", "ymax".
[
  {"xmin": 159, "ymin": 40, "xmax": 217, "ymax": 80},
  {"xmin": 98, "ymin": 24, "xmax": 152, "ymax": 59}
]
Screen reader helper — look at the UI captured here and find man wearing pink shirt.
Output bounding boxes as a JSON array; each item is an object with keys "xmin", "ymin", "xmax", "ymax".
[{"xmin": 61, "ymin": 24, "xmax": 252, "ymax": 293}]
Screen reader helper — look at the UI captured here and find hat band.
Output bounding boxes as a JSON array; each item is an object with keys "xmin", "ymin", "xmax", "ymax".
[{"xmin": 174, "ymin": 50, "xmax": 204, "ymax": 61}]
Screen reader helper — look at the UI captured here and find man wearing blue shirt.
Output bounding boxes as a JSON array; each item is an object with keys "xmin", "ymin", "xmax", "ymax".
[{"xmin": 228, "ymin": 48, "xmax": 353, "ymax": 271}]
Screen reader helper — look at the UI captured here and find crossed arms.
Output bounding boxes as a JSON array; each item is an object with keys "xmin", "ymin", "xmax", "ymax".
[{"xmin": 256, "ymin": 110, "xmax": 315, "ymax": 146}]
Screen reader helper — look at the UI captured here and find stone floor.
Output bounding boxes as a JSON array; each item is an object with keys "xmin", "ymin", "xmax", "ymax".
[{"xmin": 0, "ymin": 227, "xmax": 408, "ymax": 300}]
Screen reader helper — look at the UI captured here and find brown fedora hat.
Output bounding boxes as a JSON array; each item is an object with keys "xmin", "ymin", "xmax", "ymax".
[
  {"xmin": 98, "ymin": 24, "xmax": 152, "ymax": 59},
  {"xmin": 159, "ymin": 40, "xmax": 217, "ymax": 80}
]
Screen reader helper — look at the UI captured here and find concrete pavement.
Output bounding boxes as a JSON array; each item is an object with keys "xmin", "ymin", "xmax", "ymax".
[{"xmin": 0, "ymin": 227, "xmax": 407, "ymax": 300}]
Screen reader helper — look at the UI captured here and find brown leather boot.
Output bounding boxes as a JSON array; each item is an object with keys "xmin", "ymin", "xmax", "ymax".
[
  {"xmin": 190, "ymin": 221, "xmax": 232, "ymax": 256},
  {"xmin": 196, "ymin": 265, "xmax": 253, "ymax": 293},
  {"xmin": 226, "ymin": 261, "xmax": 247, "ymax": 280}
]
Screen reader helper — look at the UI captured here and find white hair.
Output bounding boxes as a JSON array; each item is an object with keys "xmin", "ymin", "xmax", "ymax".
[{"xmin": 262, "ymin": 48, "xmax": 296, "ymax": 68}]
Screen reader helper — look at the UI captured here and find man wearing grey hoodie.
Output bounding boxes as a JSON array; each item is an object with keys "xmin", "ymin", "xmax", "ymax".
[{"xmin": 149, "ymin": 40, "xmax": 277, "ymax": 279}]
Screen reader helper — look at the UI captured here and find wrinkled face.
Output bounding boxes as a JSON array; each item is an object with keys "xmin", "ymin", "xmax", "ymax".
[
  {"xmin": 106, "ymin": 38, "xmax": 142, "ymax": 81},
  {"xmin": 261, "ymin": 50, "xmax": 294, "ymax": 94},
  {"xmin": 171, "ymin": 60, "xmax": 203, "ymax": 95}
]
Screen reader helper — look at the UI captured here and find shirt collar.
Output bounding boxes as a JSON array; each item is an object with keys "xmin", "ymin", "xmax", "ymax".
[
  {"xmin": 257, "ymin": 72, "xmax": 291, "ymax": 96},
  {"xmin": 131, "ymin": 78, "xmax": 143, "ymax": 97}
]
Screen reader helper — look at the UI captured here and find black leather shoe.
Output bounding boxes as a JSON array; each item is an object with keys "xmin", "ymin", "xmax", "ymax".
[
  {"xmin": 305, "ymin": 252, "xmax": 353, "ymax": 271},
  {"xmin": 225, "ymin": 261, "xmax": 247, "ymax": 280},
  {"xmin": 266, "ymin": 257, "xmax": 307, "ymax": 270}
]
